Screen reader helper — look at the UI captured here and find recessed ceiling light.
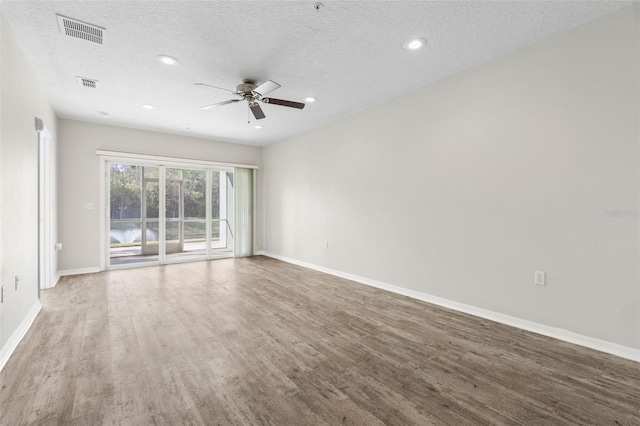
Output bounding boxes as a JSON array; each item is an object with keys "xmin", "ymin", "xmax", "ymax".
[
  {"xmin": 404, "ymin": 37, "xmax": 427, "ymax": 51},
  {"xmin": 142, "ymin": 104, "xmax": 155, "ymax": 109},
  {"xmin": 305, "ymin": 97, "xmax": 316, "ymax": 103},
  {"xmin": 156, "ymin": 54, "xmax": 179, "ymax": 65},
  {"xmin": 98, "ymin": 111, "xmax": 109, "ymax": 116},
  {"xmin": 254, "ymin": 125, "xmax": 263, "ymax": 129}
]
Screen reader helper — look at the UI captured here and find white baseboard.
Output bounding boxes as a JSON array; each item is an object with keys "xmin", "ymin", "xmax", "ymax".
[
  {"xmin": 58, "ymin": 267, "xmax": 101, "ymax": 277},
  {"xmin": 52, "ymin": 272, "xmax": 61, "ymax": 288},
  {"xmin": 256, "ymin": 251, "xmax": 640, "ymax": 363},
  {"xmin": 0, "ymin": 300, "xmax": 42, "ymax": 372}
]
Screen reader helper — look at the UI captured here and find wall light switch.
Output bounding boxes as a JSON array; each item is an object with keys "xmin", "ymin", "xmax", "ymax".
[{"xmin": 535, "ymin": 271, "xmax": 546, "ymax": 286}]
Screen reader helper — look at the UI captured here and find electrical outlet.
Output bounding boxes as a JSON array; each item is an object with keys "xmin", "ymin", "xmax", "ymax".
[
  {"xmin": 85, "ymin": 202, "xmax": 94, "ymax": 210},
  {"xmin": 535, "ymin": 271, "xmax": 546, "ymax": 286},
  {"xmin": 55, "ymin": 243, "xmax": 63, "ymax": 251}
]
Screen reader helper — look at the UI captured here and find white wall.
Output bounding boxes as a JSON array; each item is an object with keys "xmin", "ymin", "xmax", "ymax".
[
  {"xmin": 0, "ymin": 10, "xmax": 58, "ymax": 350},
  {"xmin": 263, "ymin": 6, "xmax": 640, "ymax": 351},
  {"xmin": 57, "ymin": 119, "xmax": 263, "ymax": 271}
]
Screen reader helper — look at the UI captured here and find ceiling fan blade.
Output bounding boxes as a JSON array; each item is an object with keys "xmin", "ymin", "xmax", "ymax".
[
  {"xmin": 194, "ymin": 82, "xmax": 237, "ymax": 94},
  {"xmin": 253, "ymin": 80, "xmax": 281, "ymax": 96},
  {"xmin": 262, "ymin": 98, "xmax": 305, "ymax": 109},
  {"xmin": 250, "ymin": 103, "xmax": 266, "ymax": 120},
  {"xmin": 200, "ymin": 99, "xmax": 241, "ymax": 110}
]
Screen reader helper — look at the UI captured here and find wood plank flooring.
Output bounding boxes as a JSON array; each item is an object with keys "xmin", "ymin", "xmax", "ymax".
[{"xmin": 1, "ymin": 256, "xmax": 639, "ymax": 425}]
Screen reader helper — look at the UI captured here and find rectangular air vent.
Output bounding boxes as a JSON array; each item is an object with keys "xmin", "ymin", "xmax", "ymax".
[
  {"xmin": 76, "ymin": 77, "xmax": 98, "ymax": 89},
  {"xmin": 57, "ymin": 15, "xmax": 104, "ymax": 44}
]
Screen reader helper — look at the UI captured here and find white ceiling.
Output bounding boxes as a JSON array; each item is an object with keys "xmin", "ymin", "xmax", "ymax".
[{"xmin": 2, "ymin": 1, "xmax": 632, "ymax": 146}]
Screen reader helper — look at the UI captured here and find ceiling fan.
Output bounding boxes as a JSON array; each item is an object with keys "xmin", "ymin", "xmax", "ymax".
[{"xmin": 195, "ymin": 79, "xmax": 305, "ymax": 120}]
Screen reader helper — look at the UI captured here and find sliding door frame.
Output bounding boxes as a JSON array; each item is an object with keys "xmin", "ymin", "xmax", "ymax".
[{"xmin": 98, "ymin": 151, "xmax": 257, "ymax": 271}]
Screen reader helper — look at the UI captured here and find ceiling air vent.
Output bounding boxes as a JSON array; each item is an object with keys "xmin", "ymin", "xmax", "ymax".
[
  {"xmin": 57, "ymin": 15, "xmax": 104, "ymax": 44},
  {"xmin": 76, "ymin": 77, "xmax": 98, "ymax": 89}
]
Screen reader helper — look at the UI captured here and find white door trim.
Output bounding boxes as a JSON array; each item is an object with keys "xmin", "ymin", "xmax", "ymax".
[{"xmin": 37, "ymin": 122, "xmax": 53, "ymax": 291}]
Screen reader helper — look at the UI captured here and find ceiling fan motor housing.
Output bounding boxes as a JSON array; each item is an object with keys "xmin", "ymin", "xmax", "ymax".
[{"xmin": 237, "ymin": 81, "xmax": 257, "ymax": 94}]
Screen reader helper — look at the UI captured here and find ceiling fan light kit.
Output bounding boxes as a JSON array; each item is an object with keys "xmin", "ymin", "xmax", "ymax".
[{"xmin": 196, "ymin": 79, "xmax": 305, "ymax": 120}]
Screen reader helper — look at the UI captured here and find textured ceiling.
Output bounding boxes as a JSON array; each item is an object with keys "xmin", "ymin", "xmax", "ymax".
[{"xmin": 1, "ymin": 1, "xmax": 632, "ymax": 146}]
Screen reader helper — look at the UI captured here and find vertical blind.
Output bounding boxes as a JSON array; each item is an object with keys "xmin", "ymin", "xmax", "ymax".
[{"xmin": 234, "ymin": 167, "xmax": 254, "ymax": 257}]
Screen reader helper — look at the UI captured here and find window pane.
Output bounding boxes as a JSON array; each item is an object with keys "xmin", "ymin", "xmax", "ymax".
[
  {"xmin": 109, "ymin": 163, "xmax": 233, "ymax": 265},
  {"xmin": 110, "ymin": 164, "xmax": 141, "ymax": 220},
  {"xmin": 166, "ymin": 221, "xmax": 180, "ymax": 243},
  {"xmin": 211, "ymin": 171, "xmax": 220, "ymax": 219},
  {"xmin": 143, "ymin": 167, "xmax": 159, "ymax": 179},
  {"xmin": 146, "ymin": 221, "xmax": 159, "ymax": 244},
  {"xmin": 110, "ymin": 164, "xmax": 142, "ymax": 263},
  {"xmin": 184, "ymin": 170, "xmax": 206, "ymax": 219},
  {"xmin": 211, "ymin": 220, "xmax": 220, "ymax": 242},
  {"xmin": 166, "ymin": 168, "xmax": 182, "ymax": 180},
  {"xmin": 166, "ymin": 181, "xmax": 181, "ymax": 219},
  {"xmin": 165, "ymin": 168, "xmax": 207, "ymax": 259},
  {"xmin": 145, "ymin": 181, "xmax": 159, "ymax": 219}
]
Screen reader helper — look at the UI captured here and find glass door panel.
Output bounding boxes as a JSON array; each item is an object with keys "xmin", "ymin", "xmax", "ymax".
[
  {"xmin": 108, "ymin": 162, "xmax": 233, "ymax": 268},
  {"xmin": 109, "ymin": 164, "xmax": 143, "ymax": 264},
  {"xmin": 141, "ymin": 176, "xmax": 160, "ymax": 257},
  {"xmin": 165, "ymin": 175, "xmax": 183, "ymax": 255},
  {"xmin": 109, "ymin": 164, "xmax": 160, "ymax": 265},
  {"xmin": 211, "ymin": 171, "xmax": 222, "ymax": 249},
  {"xmin": 183, "ymin": 169, "xmax": 206, "ymax": 257},
  {"xmin": 165, "ymin": 168, "xmax": 206, "ymax": 260}
]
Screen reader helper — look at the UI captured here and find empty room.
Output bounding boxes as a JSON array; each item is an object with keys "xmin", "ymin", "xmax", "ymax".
[{"xmin": 1, "ymin": 1, "xmax": 639, "ymax": 425}]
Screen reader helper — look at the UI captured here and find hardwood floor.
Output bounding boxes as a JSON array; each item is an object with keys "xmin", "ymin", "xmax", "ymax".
[{"xmin": 1, "ymin": 256, "xmax": 639, "ymax": 425}]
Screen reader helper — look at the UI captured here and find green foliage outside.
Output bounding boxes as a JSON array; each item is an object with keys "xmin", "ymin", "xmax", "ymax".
[
  {"xmin": 109, "ymin": 164, "xmax": 225, "ymax": 248},
  {"xmin": 110, "ymin": 164, "xmax": 221, "ymax": 220}
]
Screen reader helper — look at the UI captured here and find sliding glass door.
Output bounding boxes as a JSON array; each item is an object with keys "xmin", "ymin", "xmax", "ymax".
[
  {"xmin": 165, "ymin": 168, "xmax": 206, "ymax": 260},
  {"xmin": 108, "ymin": 162, "xmax": 233, "ymax": 267}
]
